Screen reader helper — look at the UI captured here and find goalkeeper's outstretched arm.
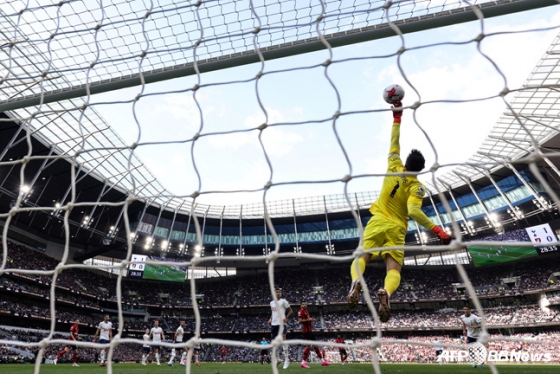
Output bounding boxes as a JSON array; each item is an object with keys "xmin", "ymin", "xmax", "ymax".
[{"xmin": 389, "ymin": 101, "xmax": 402, "ymax": 158}]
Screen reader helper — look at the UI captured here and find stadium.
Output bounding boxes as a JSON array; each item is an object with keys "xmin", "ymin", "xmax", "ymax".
[{"xmin": 1, "ymin": 0, "xmax": 560, "ymax": 373}]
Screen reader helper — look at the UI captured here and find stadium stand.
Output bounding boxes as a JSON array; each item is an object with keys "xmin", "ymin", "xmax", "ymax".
[{"xmin": 1, "ymin": 233, "xmax": 559, "ymax": 364}]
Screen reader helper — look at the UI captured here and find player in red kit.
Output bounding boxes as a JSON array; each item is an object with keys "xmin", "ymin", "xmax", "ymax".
[
  {"xmin": 54, "ymin": 319, "xmax": 80, "ymax": 366},
  {"xmin": 335, "ymin": 335, "xmax": 348, "ymax": 365},
  {"xmin": 220, "ymin": 346, "xmax": 228, "ymax": 364},
  {"xmin": 298, "ymin": 301, "xmax": 330, "ymax": 368}
]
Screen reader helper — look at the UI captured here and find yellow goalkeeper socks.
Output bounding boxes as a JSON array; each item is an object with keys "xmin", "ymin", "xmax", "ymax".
[
  {"xmin": 384, "ymin": 269, "xmax": 401, "ymax": 296},
  {"xmin": 350, "ymin": 257, "xmax": 367, "ymax": 281}
]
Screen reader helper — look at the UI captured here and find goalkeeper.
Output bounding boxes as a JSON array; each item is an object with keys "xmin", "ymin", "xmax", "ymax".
[{"xmin": 347, "ymin": 100, "xmax": 451, "ymax": 321}]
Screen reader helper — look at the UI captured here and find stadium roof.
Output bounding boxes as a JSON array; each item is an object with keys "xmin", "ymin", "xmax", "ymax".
[{"xmin": 0, "ymin": 0, "xmax": 559, "ymax": 219}]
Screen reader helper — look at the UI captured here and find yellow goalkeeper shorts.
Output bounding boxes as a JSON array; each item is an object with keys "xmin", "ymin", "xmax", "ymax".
[{"xmin": 363, "ymin": 215, "xmax": 405, "ymax": 265}]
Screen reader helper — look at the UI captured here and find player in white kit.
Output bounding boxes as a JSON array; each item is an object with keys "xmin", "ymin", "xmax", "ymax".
[
  {"xmin": 169, "ymin": 320, "xmax": 187, "ymax": 366},
  {"xmin": 460, "ymin": 306, "xmax": 484, "ymax": 368},
  {"xmin": 268, "ymin": 288, "xmax": 293, "ymax": 369},
  {"xmin": 150, "ymin": 320, "xmax": 166, "ymax": 366},
  {"xmin": 433, "ymin": 338, "xmax": 444, "ymax": 365},
  {"xmin": 93, "ymin": 314, "xmax": 113, "ymax": 367},
  {"xmin": 193, "ymin": 333, "xmax": 202, "ymax": 366},
  {"xmin": 141, "ymin": 328, "xmax": 151, "ymax": 365}
]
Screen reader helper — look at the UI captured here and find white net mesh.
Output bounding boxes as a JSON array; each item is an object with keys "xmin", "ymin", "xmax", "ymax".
[{"xmin": 1, "ymin": 1, "xmax": 560, "ymax": 373}]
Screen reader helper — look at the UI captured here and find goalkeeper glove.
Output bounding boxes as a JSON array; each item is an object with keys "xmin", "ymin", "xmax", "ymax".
[
  {"xmin": 392, "ymin": 101, "xmax": 403, "ymax": 123},
  {"xmin": 431, "ymin": 225, "xmax": 451, "ymax": 245}
]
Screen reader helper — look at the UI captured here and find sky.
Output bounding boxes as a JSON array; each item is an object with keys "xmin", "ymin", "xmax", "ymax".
[{"xmin": 89, "ymin": 4, "xmax": 560, "ymax": 207}]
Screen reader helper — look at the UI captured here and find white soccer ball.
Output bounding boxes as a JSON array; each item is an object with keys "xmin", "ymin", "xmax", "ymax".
[{"xmin": 383, "ymin": 84, "xmax": 405, "ymax": 104}]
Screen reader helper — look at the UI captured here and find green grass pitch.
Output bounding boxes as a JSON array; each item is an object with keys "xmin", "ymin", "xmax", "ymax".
[
  {"xmin": 467, "ymin": 245, "xmax": 538, "ymax": 267},
  {"xmin": 142, "ymin": 264, "xmax": 186, "ymax": 282},
  {"xmin": 3, "ymin": 363, "xmax": 558, "ymax": 373}
]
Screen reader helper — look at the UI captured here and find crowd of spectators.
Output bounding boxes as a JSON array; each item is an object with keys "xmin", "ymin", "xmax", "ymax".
[
  {"xmin": 3, "ymin": 326, "xmax": 560, "ymax": 364},
  {"xmin": 2, "ymin": 234, "xmax": 560, "ymax": 365},
  {"xmin": 3, "ymin": 303, "xmax": 558, "ymax": 335},
  {"xmin": 4, "ymin": 258, "xmax": 557, "ymax": 310},
  {"xmin": 321, "ymin": 304, "xmax": 560, "ymax": 331},
  {"xmin": 3, "ymin": 236, "xmax": 559, "ymax": 311},
  {"xmin": 479, "ymin": 230, "xmax": 531, "ymax": 242},
  {"xmin": 317, "ymin": 331, "xmax": 560, "ymax": 363}
]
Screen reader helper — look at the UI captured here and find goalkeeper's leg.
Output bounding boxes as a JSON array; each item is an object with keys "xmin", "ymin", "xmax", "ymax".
[
  {"xmin": 349, "ymin": 216, "xmax": 387, "ymax": 309},
  {"xmin": 378, "ymin": 254, "xmax": 402, "ymax": 322},
  {"xmin": 348, "ymin": 254, "xmax": 370, "ymax": 309}
]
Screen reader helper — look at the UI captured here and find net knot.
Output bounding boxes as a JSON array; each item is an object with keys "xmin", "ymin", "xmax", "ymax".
[
  {"xmin": 429, "ymin": 162, "xmax": 439, "ymax": 172},
  {"xmin": 382, "ymin": 1, "xmax": 393, "ymax": 10},
  {"xmin": 37, "ymin": 338, "xmax": 49, "ymax": 349},
  {"xmin": 271, "ymin": 335, "xmax": 284, "ymax": 346},
  {"xmin": 353, "ymin": 246, "xmax": 365, "ymax": 257},
  {"xmin": 523, "ymin": 151, "xmax": 542, "ymax": 164}
]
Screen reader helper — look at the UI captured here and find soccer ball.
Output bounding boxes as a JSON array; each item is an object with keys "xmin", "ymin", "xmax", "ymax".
[{"xmin": 383, "ymin": 84, "xmax": 405, "ymax": 104}]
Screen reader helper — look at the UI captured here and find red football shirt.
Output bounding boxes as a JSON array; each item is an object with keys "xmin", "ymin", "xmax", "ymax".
[
  {"xmin": 221, "ymin": 347, "xmax": 227, "ymax": 355},
  {"xmin": 298, "ymin": 309, "xmax": 312, "ymax": 333},
  {"xmin": 70, "ymin": 324, "xmax": 79, "ymax": 341}
]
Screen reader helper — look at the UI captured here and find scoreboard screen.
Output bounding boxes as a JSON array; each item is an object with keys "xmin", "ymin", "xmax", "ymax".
[
  {"xmin": 127, "ymin": 255, "xmax": 147, "ymax": 279},
  {"xmin": 127, "ymin": 255, "xmax": 186, "ymax": 282},
  {"xmin": 525, "ymin": 223, "xmax": 559, "ymax": 256},
  {"xmin": 468, "ymin": 223, "xmax": 559, "ymax": 266}
]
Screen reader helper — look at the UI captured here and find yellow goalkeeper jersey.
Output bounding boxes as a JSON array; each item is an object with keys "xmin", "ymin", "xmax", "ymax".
[{"xmin": 369, "ymin": 151, "xmax": 426, "ymax": 230}]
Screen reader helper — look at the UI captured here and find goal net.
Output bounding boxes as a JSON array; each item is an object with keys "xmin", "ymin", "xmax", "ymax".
[{"xmin": 1, "ymin": 1, "xmax": 560, "ymax": 373}]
